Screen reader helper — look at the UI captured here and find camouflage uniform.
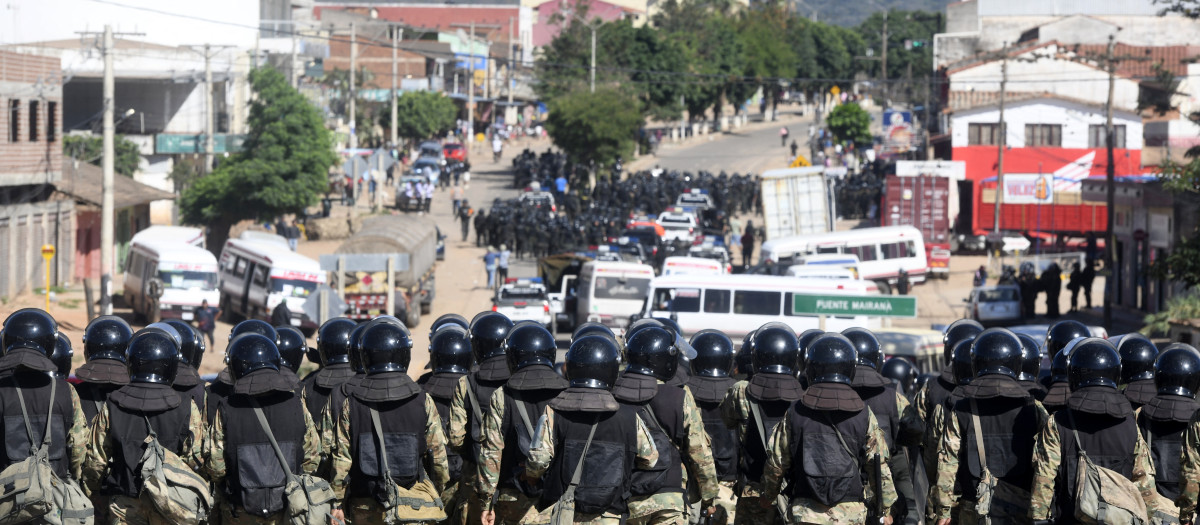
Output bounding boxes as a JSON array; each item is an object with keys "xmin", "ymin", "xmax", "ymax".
[
  {"xmin": 331, "ymin": 395, "xmax": 450, "ymax": 525},
  {"xmin": 526, "ymin": 405, "xmax": 660, "ymax": 525},
  {"xmin": 449, "ymin": 375, "xmax": 485, "ymax": 525},
  {"xmin": 63, "ymin": 384, "xmax": 90, "ymax": 483},
  {"xmin": 1172, "ymin": 410, "xmax": 1200, "ymax": 522},
  {"xmin": 627, "ymin": 385, "xmax": 719, "ymax": 525},
  {"xmin": 477, "ymin": 386, "xmax": 552, "ymax": 525},
  {"xmin": 203, "ymin": 399, "xmax": 321, "ymax": 524},
  {"xmin": 1029, "ymin": 411, "xmax": 1160, "ymax": 522},
  {"xmin": 719, "ymin": 381, "xmax": 778, "ymax": 524},
  {"xmin": 929, "ymin": 400, "xmax": 1049, "ymax": 524},
  {"xmin": 83, "ymin": 400, "xmax": 207, "ymax": 524}
]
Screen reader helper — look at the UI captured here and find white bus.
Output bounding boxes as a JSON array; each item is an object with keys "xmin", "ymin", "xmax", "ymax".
[
  {"xmin": 123, "ymin": 239, "xmax": 220, "ymax": 323},
  {"xmin": 662, "ymin": 256, "xmax": 725, "ymax": 277},
  {"xmin": 576, "ymin": 261, "xmax": 656, "ymax": 331},
  {"xmin": 639, "ymin": 274, "xmax": 881, "ymax": 340},
  {"xmin": 130, "ymin": 226, "xmax": 206, "ymax": 248},
  {"xmin": 759, "ymin": 225, "xmax": 927, "ymax": 294},
  {"xmin": 217, "ymin": 236, "xmax": 325, "ymax": 334}
]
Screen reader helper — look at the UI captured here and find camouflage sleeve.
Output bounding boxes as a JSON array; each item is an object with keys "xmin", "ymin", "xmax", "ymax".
[
  {"xmin": 82, "ymin": 402, "xmax": 110, "ymax": 496},
  {"xmin": 634, "ymin": 412, "xmax": 659, "ymax": 470},
  {"xmin": 864, "ymin": 408, "xmax": 898, "ymax": 512},
  {"xmin": 1132, "ymin": 423, "xmax": 1160, "ymax": 517},
  {"xmin": 680, "ymin": 388, "xmax": 718, "ymax": 501},
  {"xmin": 449, "ymin": 376, "xmax": 469, "ymax": 451},
  {"xmin": 923, "ymin": 403, "xmax": 946, "ymax": 478},
  {"xmin": 183, "ymin": 401, "xmax": 206, "ymax": 472},
  {"xmin": 477, "ymin": 387, "xmax": 507, "ymax": 510},
  {"xmin": 1179, "ymin": 413, "xmax": 1200, "ymax": 520},
  {"xmin": 424, "ymin": 395, "xmax": 450, "ymax": 493},
  {"xmin": 911, "ymin": 384, "xmax": 930, "ymax": 424},
  {"xmin": 301, "ymin": 403, "xmax": 320, "ymax": 475},
  {"xmin": 526, "ymin": 406, "xmax": 555, "ymax": 479},
  {"xmin": 67, "ymin": 383, "xmax": 88, "ymax": 481},
  {"xmin": 204, "ymin": 406, "xmax": 226, "ymax": 486},
  {"xmin": 761, "ymin": 407, "xmax": 791, "ymax": 502},
  {"xmin": 1029, "ymin": 415, "xmax": 1061, "ymax": 521},
  {"xmin": 930, "ymin": 404, "xmax": 961, "ymax": 519},
  {"xmin": 719, "ymin": 381, "xmax": 743, "ymax": 430},
  {"xmin": 331, "ymin": 398, "xmax": 353, "ymax": 502}
]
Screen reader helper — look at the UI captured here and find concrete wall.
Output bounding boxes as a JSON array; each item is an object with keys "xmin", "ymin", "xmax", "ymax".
[
  {"xmin": 0, "ymin": 50, "xmax": 63, "ymax": 187},
  {"xmin": 0, "ymin": 201, "xmax": 75, "ymax": 299},
  {"xmin": 950, "ymin": 98, "xmax": 1143, "ymax": 149},
  {"xmin": 946, "ymin": 0, "xmax": 978, "ymax": 34}
]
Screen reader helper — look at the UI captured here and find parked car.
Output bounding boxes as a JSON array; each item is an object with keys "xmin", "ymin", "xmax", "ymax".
[
  {"xmin": 964, "ymin": 285, "xmax": 1023, "ymax": 326},
  {"xmin": 443, "ymin": 143, "xmax": 466, "ymax": 163}
]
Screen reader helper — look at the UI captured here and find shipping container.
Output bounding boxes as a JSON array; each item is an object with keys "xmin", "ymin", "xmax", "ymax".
[
  {"xmin": 880, "ymin": 175, "xmax": 957, "ymax": 278},
  {"xmin": 760, "ymin": 167, "xmax": 831, "ymax": 241}
]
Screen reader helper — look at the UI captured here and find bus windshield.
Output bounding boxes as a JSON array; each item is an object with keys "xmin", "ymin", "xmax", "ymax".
[
  {"xmin": 272, "ymin": 278, "xmax": 318, "ymax": 298},
  {"xmin": 158, "ymin": 270, "xmax": 218, "ymax": 290},
  {"xmin": 593, "ymin": 276, "xmax": 650, "ymax": 300}
]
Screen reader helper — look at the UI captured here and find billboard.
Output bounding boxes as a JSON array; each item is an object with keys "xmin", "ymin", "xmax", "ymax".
[
  {"xmin": 1002, "ymin": 174, "xmax": 1054, "ymax": 204},
  {"xmin": 883, "ymin": 109, "xmax": 914, "ymax": 152}
]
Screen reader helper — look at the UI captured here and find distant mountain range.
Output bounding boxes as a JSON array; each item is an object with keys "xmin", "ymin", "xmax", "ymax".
[{"xmin": 792, "ymin": 0, "xmax": 954, "ymax": 27}]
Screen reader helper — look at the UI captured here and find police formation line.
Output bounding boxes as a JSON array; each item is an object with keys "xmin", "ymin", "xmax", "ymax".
[{"xmin": 3, "ymin": 308, "xmax": 1200, "ymax": 525}]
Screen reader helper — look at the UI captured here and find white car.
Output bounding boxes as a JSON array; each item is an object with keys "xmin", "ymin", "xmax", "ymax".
[
  {"xmin": 493, "ymin": 278, "xmax": 552, "ymax": 329},
  {"xmin": 657, "ymin": 210, "xmax": 699, "ymax": 244},
  {"xmin": 964, "ymin": 285, "xmax": 1023, "ymax": 326}
]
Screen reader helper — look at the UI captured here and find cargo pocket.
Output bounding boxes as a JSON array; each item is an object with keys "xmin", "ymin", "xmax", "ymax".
[
  {"xmin": 800, "ymin": 433, "xmax": 857, "ymax": 507},
  {"xmin": 236, "ymin": 441, "xmax": 296, "ymax": 517},
  {"xmin": 571, "ymin": 440, "xmax": 626, "ymax": 515},
  {"xmin": 358, "ymin": 432, "xmax": 421, "ymax": 487}
]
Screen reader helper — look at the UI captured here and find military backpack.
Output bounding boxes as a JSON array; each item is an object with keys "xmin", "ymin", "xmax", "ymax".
[{"xmin": 138, "ymin": 413, "xmax": 214, "ymax": 525}]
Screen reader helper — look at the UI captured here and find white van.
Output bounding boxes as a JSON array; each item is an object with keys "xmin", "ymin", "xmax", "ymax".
[
  {"xmin": 640, "ymin": 274, "xmax": 881, "ymax": 340},
  {"xmin": 576, "ymin": 261, "xmax": 656, "ymax": 331},
  {"xmin": 123, "ymin": 239, "xmax": 220, "ymax": 323},
  {"xmin": 217, "ymin": 236, "xmax": 325, "ymax": 334},
  {"xmin": 662, "ymin": 256, "xmax": 725, "ymax": 277},
  {"xmin": 130, "ymin": 226, "xmax": 206, "ymax": 248},
  {"xmin": 760, "ymin": 225, "xmax": 927, "ymax": 294}
]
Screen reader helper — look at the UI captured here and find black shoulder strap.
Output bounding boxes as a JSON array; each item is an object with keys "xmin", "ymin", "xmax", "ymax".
[
  {"xmin": 512, "ymin": 394, "xmax": 537, "ymax": 442},
  {"xmin": 748, "ymin": 398, "xmax": 770, "ymax": 452},
  {"xmin": 567, "ymin": 416, "xmax": 600, "ymax": 489},
  {"xmin": 370, "ymin": 402, "xmax": 429, "ymax": 484},
  {"xmin": 14, "ymin": 379, "xmax": 56, "ymax": 454},
  {"xmin": 969, "ymin": 399, "xmax": 989, "ymax": 478},
  {"xmin": 249, "ymin": 397, "xmax": 299, "ymax": 485}
]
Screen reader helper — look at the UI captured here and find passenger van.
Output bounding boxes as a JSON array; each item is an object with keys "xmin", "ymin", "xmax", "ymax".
[
  {"xmin": 123, "ymin": 239, "xmax": 220, "ymax": 323},
  {"xmin": 217, "ymin": 235, "xmax": 325, "ymax": 334},
  {"xmin": 640, "ymin": 274, "xmax": 881, "ymax": 340},
  {"xmin": 576, "ymin": 261, "xmax": 656, "ymax": 331},
  {"xmin": 130, "ymin": 225, "xmax": 206, "ymax": 248},
  {"xmin": 662, "ymin": 256, "xmax": 725, "ymax": 277},
  {"xmin": 759, "ymin": 226, "xmax": 927, "ymax": 294}
]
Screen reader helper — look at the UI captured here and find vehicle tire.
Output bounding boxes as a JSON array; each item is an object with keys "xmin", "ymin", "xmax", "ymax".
[
  {"xmin": 875, "ymin": 280, "xmax": 893, "ymax": 295},
  {"xmin": 405, "ymin": 308, "xmax": 421, "ymax": 328}
]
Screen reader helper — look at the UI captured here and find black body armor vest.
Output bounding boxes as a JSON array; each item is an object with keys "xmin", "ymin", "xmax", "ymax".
[
  {"xmin": 0, "ymin": 374, "xmax": 74, "ymax": 479},
  {"xmin": 220, "ymin": 391, "xmax": 305, "ymax": 517},
  {"xmin": 499, "ymin": 388, "xmax": 561, "ymax": 497},
  {"xmin": 785, "ymin": 402, "xmax": 870, "ymax": 507},
  {"xmin": 689, "ymin": 376, "xmax": 737, "ymax": 482},
  {"xmin": 740, "ymin": 394, "xmax": 790, "ymax": 485},
  {"xmin": 465, "ymin": 373, "xmax": 505, "ymax": 462},
  {"xmin": 75, "ymin": 381, "xmax": 121, "ymax": 423},
  {"xmin": 626, "ymin": 383, "xmax": 686, "ymax": 497},
  {"xmin": 855, "ymin": 384, "xmax": 900, "ymax": 450},
  {"xmin": 346, "ymin": 391, "xmax": 428, "ymax": 503},
  {"xmin": 1051, "ymin": 408, "xmax": 1138, "ymax": 522},
  {"xmin": 950, "ymin": 396, "xmax": 1040, "ymax": 501},
  {"xmin": 103, "ymin": 388, "xmax": 193, "ymax": 496},
  {"xmin": 538, "ymin": 406, "xmax": 639, "ymax": 516}
]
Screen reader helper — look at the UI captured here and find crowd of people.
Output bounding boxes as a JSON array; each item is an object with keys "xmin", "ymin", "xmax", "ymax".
[{"xmin": 1, "ymin": 306, "xmax": 1198, "ymax": 525}]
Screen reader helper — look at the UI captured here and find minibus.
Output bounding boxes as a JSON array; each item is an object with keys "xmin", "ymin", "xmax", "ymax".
[
  {"xmin": 123, "ymin": 239, "xmax": 219, "ymax": 323},
  {"xmin": 217, "ymin": 235, "xmax": 325, "ymax": 334},
  {"xmin": 760, "ymin": 226, "xmax": 927, "ymax": 294},
  {"xmin": 576, "ymin": 261, "xmax": 656, "ymax": 331}
]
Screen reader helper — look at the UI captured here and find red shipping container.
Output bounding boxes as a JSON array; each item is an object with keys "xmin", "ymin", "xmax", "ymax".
[{"xmin": 881, "ymin": 175, "xmax": 955, "ymax": 275}]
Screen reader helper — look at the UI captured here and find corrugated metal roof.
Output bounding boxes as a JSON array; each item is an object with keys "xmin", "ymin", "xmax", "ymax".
[{"xmin": 56, "ymin": 159, "xmax": 176, "ymax": 209}]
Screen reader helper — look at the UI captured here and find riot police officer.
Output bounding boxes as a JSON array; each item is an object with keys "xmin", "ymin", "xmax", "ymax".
[
  {"xmin": 1016, "ymin": 333, "xmax": 1047, "ymax": 401},
  {"xmin": 611, "ymin": 326, "xmax": 717, "ymax": 524},
  {"xmin": 524, "ymin": 335, "xmax": 660, "ymax": 524},
  {"xmin": 1029, "ymin": 337, "xmax": 1160, "ymax": 522},
  {"xmin": 1137, "ymin": 343, "xmax": 1200, "ymax": 520},
  {"xmin": 720, "ymin": 324, "xmax": 804, "ymax": 525},
  {"xmin": 930, "ymin": 328, "xmax": 1049, "ymax": 524},
  {"xmin": 74, "ymin": 316, "xmax": 133, "ymax": 423},
  {"xmin": 275, "ymin": 325, "xmax": 308, "ymax": 385},
  {"xmin": 450, "ymin": 311, "xmax": 513, "ymax": 521},
  {"xmin": 908, "ymin": 319, "xmax": 983, "ymax": 476},
  {"xmin": 206, "ymin": 319, "xmax": 280, "ymax": 424},
  {"xmin": 687, "ymin": 329, "xmax": 739, "ymax": 518},
  {"xmin": 1042, "ymin": 350, "xmax": 1072, "ymax": 414},
  {"xmin": 761, "ymin": 333, "xmax": 897, "ymax": 524},
  {"xmin": 1115, "ymin": 333, "xmax": 1159, "ymax": 410},
  {"xmin": 422, "ymin": 325, "xmax": 474, "ymax": 523},
  {"xmin": 320, "ymin": 318, "xmax": 390, "ymax": 479},
  {"xmin": 479, "ymin": 323, "xmax": 568, "ymax": 525},
  {"xmin": 1040, "ymin": 319, "xmax": 1090, "ymax": 393},
  {"xmin": 83, "ymin": 327, "xmax": 207, "ymax": 524},
  {"xmin": 301, "ymin": 318, "xmax": 357, "ymax": 426},
  {"xmin": 165, "ymin": 319, "xmax": 208, "ymax": 412},
  {"xmin": 330, "ymin": 321, "xmax": 449, "ymax": 525},
  {"xmin": 881, "ymin": 357, "xmax": 918, "ymax": 398},
  {"xmin": 50, "ymin": 332, "xmax": 73, "ymax": 378}
]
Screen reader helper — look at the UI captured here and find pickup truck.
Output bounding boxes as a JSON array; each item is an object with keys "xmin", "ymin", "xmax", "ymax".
[{"xmin": 493, "ymin": 278, "xmax": 552, "ymax": 330}]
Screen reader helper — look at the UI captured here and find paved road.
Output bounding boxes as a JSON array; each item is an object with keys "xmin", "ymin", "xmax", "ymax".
[{"xmin": 637, "ymin": 110, "xmax": 813, "ymax": 175}]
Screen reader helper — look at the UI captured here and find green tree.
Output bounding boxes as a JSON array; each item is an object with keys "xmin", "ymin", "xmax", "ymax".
[
  {"xmin": 180, "ymin": 67, "xmax": 337, "ymax": 251},
  {"xmin": 62, "ymin": 134, "xmax": 141, "ymax": 177},
  {"xmin": 737, "ymin": 5, "xmax": 796, "ymax": 116},
  {"xmin": 1142, "ymin": 291, "xmax": 1200, "ymax": 336},
  {"xmin": 544, "ymin": 89, "xmax": 642, "ymax": 168},
  {"xmin": 389, "ymin": 90, "xmax": 458, "ymax": 147},
  {"xmin": 826, "ymin": 102, "xmax": 872, "ymax": 147},
  {"xmin": 856, "ymin": 10, "xmax": 943, "ymax": 84}
]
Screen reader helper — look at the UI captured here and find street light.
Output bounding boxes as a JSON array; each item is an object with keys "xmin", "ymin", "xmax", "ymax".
[{"xmin": 561, "ymin": 7, "xmax": 603, "ymax": 93}]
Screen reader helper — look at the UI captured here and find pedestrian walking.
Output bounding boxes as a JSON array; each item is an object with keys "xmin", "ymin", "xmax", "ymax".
[
  {"xmin": 193, "ymin": 299, "xmax": 220, "ymax": 348},
  {"xmin": 484, "ymin": 247, "xmax": 498, "ymax": 289},
  {"xmin": 1067, "ymin": 262, "xmax": 1082, "ymax": 312},
  {"xmin": 1040, "ymin": 263, "xmax": 1062, "ymax": 319},
  {"xmin": 741, "ymin": 221, "xmax": 757, "ymax": 267},
  {"xmin": 474, "ymin": 209, "xmax": 488, "ymax": 247},
  {"xmin": 451, "ymin": 184, "xmax": 465, "ymax": 216},
  {"xmin": 458, "ymin": 200, "xmax": 473, "ymax": 242},
  {"xmin": 497, "ymin": 244, "xmax": 511, "ymax": 283},
  {"xmin": 779, "ymin": 126, "xmax": 789, "ymax": 147},
  {"xmin": 1080, "ymin": 260, "xmax": 1096, "ymax": 309},
  {"xmin": 422, "ymin": 177, "xmax": 435, "ymax": 212},
  {"xmin": 729, "ymin": 216, "xmax": 742, "ymax": 250}
]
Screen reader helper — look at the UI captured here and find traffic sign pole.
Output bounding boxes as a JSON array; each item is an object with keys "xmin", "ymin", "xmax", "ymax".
[{"xmin": 41, "ymin": 245, "xmax": 55, "ymax": 311}]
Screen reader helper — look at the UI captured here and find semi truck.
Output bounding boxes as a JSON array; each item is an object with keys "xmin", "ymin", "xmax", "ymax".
[
  {"xmin": 880, "ymin": 174, "xmax": 957, "ymax": 279},
  {"xmin": 759, "ymin": 167, "xmax": 832, "ymax": 241},
  {"xmin": 323, "ymin": 215, "xmax": 437, "ymax": 327}
]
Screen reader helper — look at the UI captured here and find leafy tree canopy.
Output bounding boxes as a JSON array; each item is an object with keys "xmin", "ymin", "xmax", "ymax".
[
  {"xmin": 856, "ymin": 10, "xmax": 943, "ymax": 82},
  {"xmin": 63, "ymin": 134, "xmax": 141, "ymax": 178},
  {"xmin": 389, "ymin": 90, "xmax": 458, "ymax": 145},
  {"xmin": 544, "ymin": 89, "xmax": 642, "ymax": 168},
  {"xmin": 826, "ymin": 102, "xmax": 873, "ymax": 147}
]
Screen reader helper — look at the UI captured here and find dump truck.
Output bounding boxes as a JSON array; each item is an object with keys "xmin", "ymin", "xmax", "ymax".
[{"xmin": 321, "ymin": 215, "xmax": 437, "ymax": 327}]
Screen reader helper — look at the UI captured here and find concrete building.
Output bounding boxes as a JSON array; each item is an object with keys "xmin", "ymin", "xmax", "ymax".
[
  {"xmin": 949, "ymin": 95, "xmax": 1142, "ymax": 150},
  {"xmin": 0, "ymin": 48, "xmax": 75, "ymax": 298}
]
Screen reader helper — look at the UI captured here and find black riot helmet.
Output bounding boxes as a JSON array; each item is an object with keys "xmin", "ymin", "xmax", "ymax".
[
  {"xmin": 736, "ymin": 330, "xmax": 756, "ymax": 378},
  {"xmin": 951, "ymin": 337, "xmax": 976, "ymax": 385},
  {"xmin": 230, "ymin": 319, "xmax": 279, "ymax": 346},
  {"xmin": 164, "ymin": 320, "xmax": 203, "ymax": 370},
  {"xmin": 943, "ymin": 319, "xmax": 984, "ymax": 366},
  {"xmin": 126, "ymin": 328, "xmax": 181, "ymax": 385},
  {"xmin": 227, "ymin": 333, "xmax": 282, "ymax": 381},
  {"xmin": 430, "ymin": 326, "xmax": 473, "ymax": 375},
  {"xmin": 689, "ymin": 329, "xmax": 734, "ymax": 378},
  {"xmin": 430, "ymin": 314, "xmax": 470, "ymax": 339},
  {"xmin": 970, "ymin": 328, "xmax": 1023, "ymax": 379},
  {"xmin": 566, "ymin": 335, "xmax": 620, "ymax": 390},
  {"xmin": 796, "ymin": 329, "xmax": 823, "ymax": 373},
  {"xmin": 572, "ymin": 322, "xmax": 615, "ymax": 341},
  {"xmin": 1155, "ymin": 344, "xmax": 1200, "ymax": 398},
  {"xmin": 82, "ymin": 315, "xmax": 133, "ymax": 363},
  {"xmin": 625, "ymin": 326, "xmax": 678, "ymax": 381},
  {"xmin": 3, "ymin": 308, "xmax": 58, "ymax": 356},
  {"xmin": 1067, "ymin": 337, "xmax": 1121, "ymax": 391},
  {"xmin": 1051, "ymin": 350, "xmax": 1070, "ymax": 384},
  {"xmin": 348, "ymin": 321, "xmax": 371, "ymax": 373},
  {"xmin": 842, "ymin": 327, "xmax": 882, "ymax": 369},
  {"xmin": 1016, "ymin": 333, "xmax": 1043, "ymax": 382},
  {"xmin": 1045, "ymin": 320, "xmax": 1090, "ymax": 358},
  {"xmin": 503, "ymin": 323, "xmax": 557, "ymax": 372},
  {"xmin": 1115, "ymin": 333, "xmax": 1158, "ymax": 384},
  {"xmin": 359, "ymin": 321, "xmax": 413, "ymax": 374},
  {"xmin": 470, "ymin": 311, "xmax": 514, "ymax": 362},
  {"xmin": 275, "ymin": 326, "xmax": 307, "ymax": 373},
  {"xmin": 881, "ymin": 357, "xmax": 918, "ymax": 395},
  {"xmin": 50, "ymin": 333, "xmax": 73, "ymax": 378},
  {"xmin": 146, "ymin": 322, "xmax": 184, "ymax": 353},
  {"xmin": 804, "ymin": 333, "xmax": 857, "ymax": 385},
  {"xmin": 316, "ymin": 318, "xmax": 357, "ymax": 365},
  {"xmin": 625, "ymin": 318, "xmax": 664, "ymax": 343},
  {"xmin": 753, "ymin": 324, "xmax": 799, "ymax": 376}
]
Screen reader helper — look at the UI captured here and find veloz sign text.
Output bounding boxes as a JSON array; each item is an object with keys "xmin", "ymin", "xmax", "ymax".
[{"xmin": 791, "ymin": 294, "xmax": 917, "ymax": 318}]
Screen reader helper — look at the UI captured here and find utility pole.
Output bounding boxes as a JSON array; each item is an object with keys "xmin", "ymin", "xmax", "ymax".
[
  {"xmin": 184, "ymin": 44, "xmax": 234, "ymax": 174},
  {"xmin": 391, "ymin": 26, "xmax": 401, "ymax": 147},
  {"xmin": 507, "ymin": 17, "xmax": 515, "ymax": 107},
  {"xmin": 291, "ymin": 30, "xmax": 299, "ymax": 89},
  {"xmin": 590, "ymin": 25, "xmax": 596, "ymax": 93},
  {"xmin": 881, "ymin": 11, "xmax": 888, "ymax": 101},
  {"xmin": 993, "ymin": 46, "xmax": 1007, "ymax": 236},
  {"xmin": 468, "ymin": 20, "xmax": 475, "ymax": 147},
  {"xmin": 101, "ymin": 25, "xmax": 115, "ymax": 316},
  {"xmin": 1103, "ymin": 34, "xmax": 1116, "ymax": 332},
  {"xmin": 349, "ymin": 22, "xmax": 357, "ymax": 151}
]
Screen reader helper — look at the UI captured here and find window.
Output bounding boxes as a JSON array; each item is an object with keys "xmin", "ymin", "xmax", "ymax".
[
  {"xmin": 252, "ymin": 266, "xmax": 269, "ymax": 287},
  {"xmin": 968, "ymin": 123, "xmax": 1001, "ymax": 146},
  {"xmin": 1088, "ymin": 124, "xmax": 1125, "ymax": 149},
  {"xmin": 46, "ymin": 102, "xmax": 56, "ymax": 143},
  {"xmin": 881, "ymin": 241, "xmax": 913, "ymax": 259},
  {"xmin": 1025, "ymin": 124, "xmax": 1061, "ymax": 147},
  {"xmin": 733, "ymin": 290, "xmax": 780, "ymax": 316},
  {"xmin": 703, "ymin": 289, "xmax": 731, "ymax": 313},
  {"xmin": 848, "ymin": 244, "xmax": 878, "ymax": 262},
  {"xmin": 8, "ymin": 100, "xmax": 18, "ymax": 142},
  {"xmin": 650, "ymin": 287, "xmax": 700, "ymax": 313},
  {"xmin": 27, "ymin": 101, "xmax": 38, "ymax": 142},
  {"xmin": 233, "ymin": 257, "xmax": 248, "ymax": 278},
  {"xmin": 816, "ymin": 245, "xmax": 840, "ymax": 254}
]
